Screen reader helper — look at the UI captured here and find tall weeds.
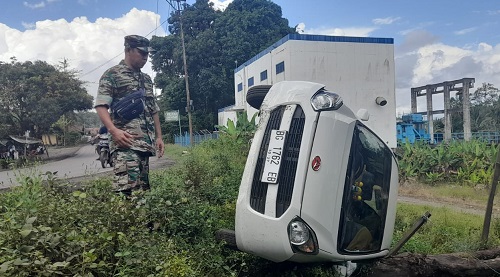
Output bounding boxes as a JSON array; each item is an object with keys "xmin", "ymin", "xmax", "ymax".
[
  {"xmin": 398, "ymin": 140, "xmax": 497, "ymax": 186},
  {"xmin": 1, "ymin": 136, "xmax": 498, "ymax": 276}
]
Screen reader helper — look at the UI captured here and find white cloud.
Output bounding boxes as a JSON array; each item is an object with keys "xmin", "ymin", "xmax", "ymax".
[
  {"xmin": 23, "ymin": 1, "xmax": 45, "ymax": 9},
  {"xmin": 454, "ymin": 27, "xmax": 476, "ymax": 35},
  {"xmin": 0, "ymin": 8, "xmax": 166, "ymax": 103},
  {"xmin": 296, "ymin": 22, "xmax": 376, "ymax": 37},
  {"xmin": 396, "ymin": 29, "xmax": 439, "ymax": 54},
  {"xmin": 209, "ymin": 0, "xmax": 233, "ymax": 11},
  {"xmin": 399, "ymin": 22, "xmax": 435, "ymax": 36},
  {"xmin": 372, "ymin": 16, "xmax": 401, "ymax": 25},
  {"xmin": 23, "ymin": 0, "xmax": 59, "ymax": 9},
  {"xmin": 21, "ymin": 21, "xmax": 35, "ymax": 29},
  {"xmin": 394, "ymin": 37, "xmax": 500, "ymax": 115}
]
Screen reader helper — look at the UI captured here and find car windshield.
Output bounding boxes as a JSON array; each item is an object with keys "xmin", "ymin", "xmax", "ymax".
[{"xmin": 338, "ymin": 122, "xmax": 393, "ymax": 253}]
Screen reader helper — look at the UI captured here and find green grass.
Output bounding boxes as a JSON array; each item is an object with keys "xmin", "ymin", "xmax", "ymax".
[
  {"xmin": 3, "ymin": 138, "xmax": 500, "ymax": 276},
  {"xmin": 400, "ymin": 181, "xmax": 500, "ymax": 208},
  {"xmin": 432, "ymin": 184, "xmax": 491, "ymax": 202},
  {"xmin": 393, "ymin": 203, "xmax": 500, "ymax": 255},
  {"xmin": 164, "ymin": 143, "xmax": 188, "ymax": 162}
]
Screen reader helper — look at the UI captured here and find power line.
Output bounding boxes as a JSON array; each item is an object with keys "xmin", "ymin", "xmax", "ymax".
[
  {"xmin": 164, "ymin": 0, "xmax": 194, "ymax": 146},
  {"xmin": 79, "ymin": 18, "xmax": 170, "ymax": 78}
]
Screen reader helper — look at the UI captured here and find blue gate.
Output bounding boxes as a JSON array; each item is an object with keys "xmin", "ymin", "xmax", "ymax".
[{"xmin": 174, "ymin": 130, "xmax": 219, "ymax": 147}]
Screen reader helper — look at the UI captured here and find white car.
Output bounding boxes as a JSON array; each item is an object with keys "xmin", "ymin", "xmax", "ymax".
[{"xmin": 232, "ymin": 81, "xmax": 399, "ymax": 263}]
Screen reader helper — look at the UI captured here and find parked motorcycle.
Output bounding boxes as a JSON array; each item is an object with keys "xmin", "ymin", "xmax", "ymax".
[{"xmin": 96, "ymin": 134, "xmax": 113, "ymax": 168}]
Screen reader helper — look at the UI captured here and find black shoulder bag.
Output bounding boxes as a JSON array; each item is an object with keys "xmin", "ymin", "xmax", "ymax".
[{"xmin": 111, "ymin": 73, "xmax": 146, "ymax": 121}]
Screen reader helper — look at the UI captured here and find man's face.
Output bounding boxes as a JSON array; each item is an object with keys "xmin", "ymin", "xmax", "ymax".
[{"xmin": 127, "ymin": 48, "xmax": 148, "ymax": 70}]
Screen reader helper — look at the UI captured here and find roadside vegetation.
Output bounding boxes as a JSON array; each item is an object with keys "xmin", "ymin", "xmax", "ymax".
[
  {"xmin": 398, "ymin": 140, "xmax": 498, "ymax": 186},
  {"xmin": 2, "ymin": 119, "xmax": 500, "ymax": 276}
]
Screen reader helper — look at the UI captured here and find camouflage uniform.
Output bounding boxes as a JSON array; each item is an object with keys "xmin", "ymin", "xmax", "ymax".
[{"xmin": 95, "ymin": 39, "xmax": 160, "ymax": 193}]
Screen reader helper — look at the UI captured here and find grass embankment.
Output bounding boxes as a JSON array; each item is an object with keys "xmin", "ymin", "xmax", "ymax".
[
  {"xmin": 1, "ymin": 138, "xmax": 500, "ymax": 276},
  {"xmin": 399, "ymin": 181, "xmax": 500, "ymax": 213}
]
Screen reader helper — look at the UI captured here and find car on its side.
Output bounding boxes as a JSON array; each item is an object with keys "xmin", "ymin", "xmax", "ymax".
[{"xmin": 229, "ymin": 81, "xmax": 399, "ymax": 263}]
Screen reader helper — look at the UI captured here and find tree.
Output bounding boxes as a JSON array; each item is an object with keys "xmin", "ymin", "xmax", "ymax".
[
  {"xmin": 450, "ymin": 83, "xmax": 500, "ymax": 133},
  {"xmin": 367, "ymin": 248, "xmax": 500, "ymax": 276},
  {"xmin": 150, "ymin": 0, "xmax": 295, "ymax": 137},
  {"xmin": 0, "ymin": 59, "xmax": 93, "ymax": 138}
]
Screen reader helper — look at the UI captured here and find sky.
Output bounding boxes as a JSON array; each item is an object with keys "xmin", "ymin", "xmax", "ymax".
[{"xmin": 1, "ymin": 0, "xmax": 499, "ymax": 115}]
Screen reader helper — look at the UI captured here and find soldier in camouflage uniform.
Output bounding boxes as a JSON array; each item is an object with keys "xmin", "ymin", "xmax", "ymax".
[{"xmin": 95, "ymin": 35, "xmax": 164, "ymax": 195}]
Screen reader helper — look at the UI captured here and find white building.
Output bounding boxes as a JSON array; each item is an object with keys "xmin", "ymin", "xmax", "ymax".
[{"xmin": 219, "ymin": 34, "xmax": 396, "ymax": 148}]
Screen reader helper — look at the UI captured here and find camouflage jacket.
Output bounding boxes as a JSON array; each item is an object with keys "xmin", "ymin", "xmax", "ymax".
[{"xmin": 94, "ymin": 60, "xmax": 160, "ymax": 156}]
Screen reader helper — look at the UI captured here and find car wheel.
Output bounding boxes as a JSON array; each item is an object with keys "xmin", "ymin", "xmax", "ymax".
[
  {"xmin": 215, "ymin": 229, "xmax": 238, "ymax": 250},
  {"xmin": 246, "ymin": 85, "xmax": 272, "ymax": 110}
]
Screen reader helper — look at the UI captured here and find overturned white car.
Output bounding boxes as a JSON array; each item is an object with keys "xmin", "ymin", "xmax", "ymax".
[{"xmin": 223, "ymin": 81, "xmax": 400, "ymax": 263}]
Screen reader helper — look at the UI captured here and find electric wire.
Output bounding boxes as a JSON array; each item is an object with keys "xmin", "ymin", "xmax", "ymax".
[{"xmin": 79, "ymin": 17, "xmax": 169, "ymax": 78}]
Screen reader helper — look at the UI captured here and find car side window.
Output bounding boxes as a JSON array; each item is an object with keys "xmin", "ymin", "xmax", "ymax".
[{"xmin": 338, "ymin": 123, "xmax": 393, "ymax": 253}]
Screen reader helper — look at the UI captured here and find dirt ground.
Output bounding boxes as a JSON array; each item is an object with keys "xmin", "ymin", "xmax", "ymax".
[{"xmin": 398, "ymin": 180, "xmax": 500, "ymax": 216}]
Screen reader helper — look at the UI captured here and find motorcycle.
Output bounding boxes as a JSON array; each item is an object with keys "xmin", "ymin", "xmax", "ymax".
[{"xmin": 96, "ymin": 134, "xmax": 113, "ymax": 168}]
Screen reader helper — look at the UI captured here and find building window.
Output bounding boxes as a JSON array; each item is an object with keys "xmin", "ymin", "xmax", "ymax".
[
  {"xmin": 276, "ymin": 61, "xmax": 285, "ymax": 74},
  {"xmin": 260, "ymin": 70, "xmax": 268, "ymax": 81},
  {"xmin": 237, "ymin": 82, "xmax": 243, "ymax": 92},
  {"xmin": 248, "ymin": 76, "xmax": 254, "ymax": 87}
]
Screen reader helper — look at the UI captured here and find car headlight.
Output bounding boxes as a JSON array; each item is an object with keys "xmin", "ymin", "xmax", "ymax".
[
  {"xmin": 310, "ymin": 90, "xmax": 343, "ymax": 111},
  {"xmin": 288, "ymin": 217, "xmax": 319, "ymax": 254}
]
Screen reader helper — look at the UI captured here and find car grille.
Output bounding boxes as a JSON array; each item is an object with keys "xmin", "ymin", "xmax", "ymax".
[{"xmin": 250, "ymin": 105, "xmax": 305, "ymax": 217}]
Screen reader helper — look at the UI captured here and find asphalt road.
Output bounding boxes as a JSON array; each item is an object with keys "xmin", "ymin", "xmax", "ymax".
[
  {"xmin": 0, "ymin": 145, "xmax": 110, "ymax": 189},
  {"xmin": 0, "ymin": 145, "xmax": 173, "ymax": 190}
]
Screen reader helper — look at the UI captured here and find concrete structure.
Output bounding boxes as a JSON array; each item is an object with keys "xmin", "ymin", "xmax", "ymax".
[
  {"xmin": 219, "ymin": 34, "xmax": 396, "ymax": 148},
  {"xmin": 410, "ymin": 78, "xmax": 475, "ymax": 143}
]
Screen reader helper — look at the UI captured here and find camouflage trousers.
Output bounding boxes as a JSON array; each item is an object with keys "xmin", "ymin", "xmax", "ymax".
[{"xmin": 111, "ymin": 149, "xmax": 151, "ymax": 194}]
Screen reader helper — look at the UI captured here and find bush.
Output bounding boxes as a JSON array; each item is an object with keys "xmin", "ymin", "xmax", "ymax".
[
  {"xmin": 0, "ymin": 175, "xmax": 173, "ymax": 276},
  {"xmin": 397, "ymin": 140, "xmax": 497, "ymax": 186},
  {"xmin": 2, "ymin": 138, "xmax": 498, "ymax": 276},
  {"xmin": 392, "ymin": 203, "xmax": 499, "ymax": 254}
]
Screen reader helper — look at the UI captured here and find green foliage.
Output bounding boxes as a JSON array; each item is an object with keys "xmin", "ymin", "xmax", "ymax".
[
  {"xmin": 397, "ymin": 140, "xmax": 497, "ymax": 186},
  {"xmin": 151, "ymin": 0, "xmax": 295, "ymax": 133},
  {"xmin": 450, "ymin": 83, "xmax": 500, "ymax": 132},
  {"xmin": 393, "ymin": 203, "xmax": 498, "ymax": 254},
  {"xmin": 0, "ymin": 138, "xmax": 349, "ymax": 276},
  {"xmin": 217, "ymin": 111, "xmax": 257, "ymax": 141},
  {"xmin": 0, "ymin": 59, "xmax": 93, "ymax": 138},
  {"xmin": 5, "ymin": 136, "xmax": 500, "ymax": 275}
]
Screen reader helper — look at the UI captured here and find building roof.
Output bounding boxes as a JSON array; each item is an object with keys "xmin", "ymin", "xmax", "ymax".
[
  {"xmin": 235, "ymin": 33, "xmax": 394, "ymax": 73},
  {"xmin": 9, "ymin": 135, "xmax": 43, "ymax": 145}
]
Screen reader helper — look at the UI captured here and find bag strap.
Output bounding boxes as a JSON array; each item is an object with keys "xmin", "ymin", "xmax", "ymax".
[
  {"xmin": 139, "ymin": 72, "xmax": 155, "ymax": 147},
  {"xmin": 139, "ymin": 72, "xmax": 145, "ymax": 90}
]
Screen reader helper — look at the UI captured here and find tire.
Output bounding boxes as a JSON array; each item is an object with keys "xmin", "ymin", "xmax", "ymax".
[
  {"xmin": 100, "ymin": 151, "xmax": 107, "ymax": 168},
  {"xmin": 215, "ymin": 229, "xmax": 238, "ymax": 250},
  {"xmin": 246, "ymin": 85, "xmax": 272, "ymax": 110}
]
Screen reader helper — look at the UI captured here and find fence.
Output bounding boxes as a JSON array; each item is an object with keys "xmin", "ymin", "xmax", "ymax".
[
  {"xmin": 433, "ymin": 131, "xmax": 500, "ymax": 144},
  {"xmin": 174, "ymin": 130, "xmax": 219, "ymax": 147}
]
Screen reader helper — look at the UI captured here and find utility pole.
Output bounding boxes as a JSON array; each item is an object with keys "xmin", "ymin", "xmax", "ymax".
[{"xmin": 165, "ymin": 0, "xmax": 194, "ymax": 146}]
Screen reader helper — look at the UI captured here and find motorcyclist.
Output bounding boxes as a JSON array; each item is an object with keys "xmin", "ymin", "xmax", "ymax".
[{"xmin": 95, "ymin": 126, "xmax": 109, "ymax": 160}]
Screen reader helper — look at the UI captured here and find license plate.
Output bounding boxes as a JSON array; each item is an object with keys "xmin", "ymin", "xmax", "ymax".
[{"xmin": 261, "ymin": 130, "xmax": 287, "ymax": 184}]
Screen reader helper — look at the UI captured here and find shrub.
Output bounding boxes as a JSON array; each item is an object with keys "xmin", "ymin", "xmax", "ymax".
[
  {"xmin": 397, "ymin": 140, "xmax": 497, "ymax": 186},
  {"xmin": 2, "ymin": 138, "xmax": 498, "ymax": 276}
]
